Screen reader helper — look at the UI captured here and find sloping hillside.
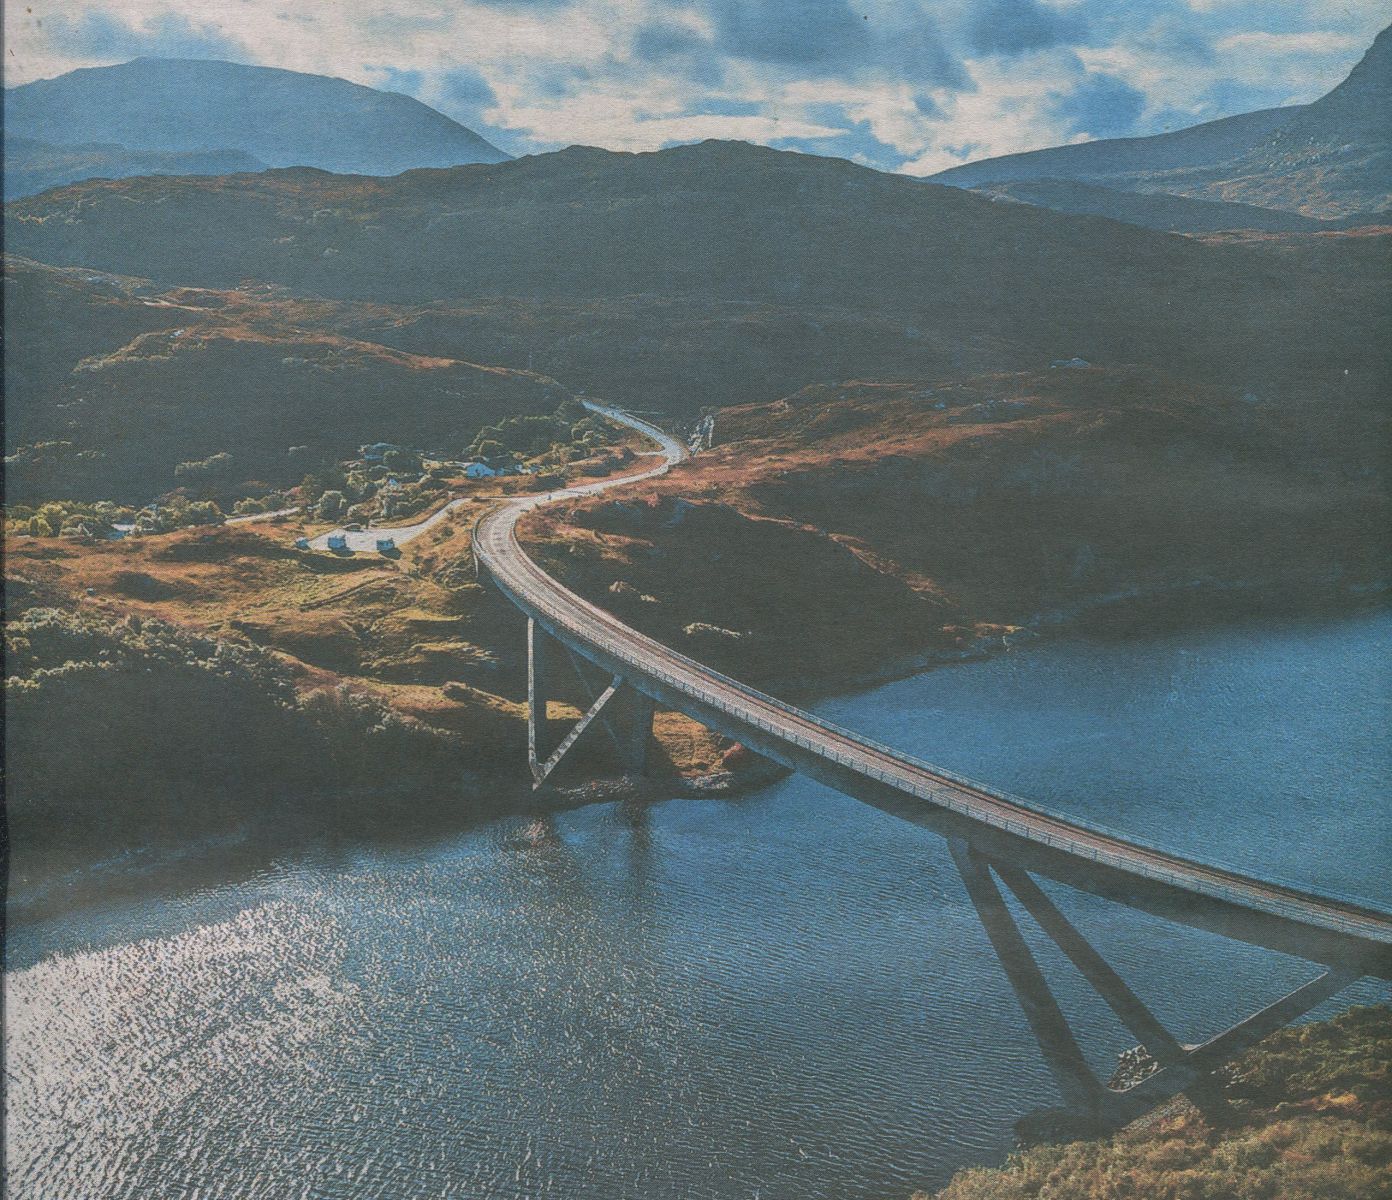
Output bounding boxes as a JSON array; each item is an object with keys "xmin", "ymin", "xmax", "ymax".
[
  {"xmin": 1184, "ymin": 24, "xmax": 1392, "ymax": 216},
  {"xmin": 528, "ymin": 367, "xmax": 1389, "ymax": 687},
  {"xmin": 932, "ymin": 105, "xmax": 1297, "ymax": 190},
  {"xmin": 4, "ymin": 57, "xmax": 508, "ymax": 176},
  {"xmin": 929, "ymin": 1006, "xmax": 1392, "ymax": 1200},
  {"xmin": 4, "ymin": 137, "xmax": 266, "ymax": 200},
  {"xmin": 933, "ymin": 24, "xmax": 1391, "ymax": 218},
  {"xmin": 6, "ymin": 140, "xmax": 1231, "ymax": 303},
  {"xmin": 971, "ymin": 179, "xmax": 1329, "ymax": 234},
  {"xmin": 4, "ymin": 257, "xmax": 565, "ymax": 503},
  {"xmin": 8, "ymin": 141, "xmax": 1388, "ymax": 415}
]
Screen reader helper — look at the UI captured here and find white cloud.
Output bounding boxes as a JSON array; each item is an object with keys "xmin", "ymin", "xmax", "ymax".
[
  {"xmin": 1216, "ymin": 30, "xmax": 1366, "ymax": 55},
  {"xmin": 899, "ymin": 52, "xmax": 1089, "ymax": 175},
  {"xmin": 4, "ymin": 0, "xmax": 1387, "ymax": 176}
]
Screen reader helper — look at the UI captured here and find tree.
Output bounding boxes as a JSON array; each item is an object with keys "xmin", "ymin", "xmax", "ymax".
[
  {"xmin": 174, "ymin": 452, "xmax": 234, "ymax": 481},
  {"xmin": 316, "ymin": 490, "xmax": 349, "ymax": 520},
  {"xmin": 186, "ymin": 501, "xmax": 225, "ymax": 527},
  {"xmin": 28, "ymin": 516, "xmax": 54, "ymax": 537},
  {"xmin": 382, "ymin": 449, "xmax": 421, "ymax": 476}
]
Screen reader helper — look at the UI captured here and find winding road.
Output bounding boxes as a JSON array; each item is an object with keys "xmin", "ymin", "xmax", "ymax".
[
  {"xmin": 475, "ymin": 401, "xmax": 1392, "ymax": 978},
  {"xmin": 305, "ymin": 403, "xmax": 682, "ymax": 554}
]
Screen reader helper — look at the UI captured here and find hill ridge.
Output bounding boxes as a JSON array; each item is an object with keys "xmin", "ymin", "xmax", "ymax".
[
  {"xmin": 4, "ymin": 57, "xmax": 509, "ymax": 179},
  {"xmin": 930, "ymin": 22, "xmax": 1391, "ymax": 217}
]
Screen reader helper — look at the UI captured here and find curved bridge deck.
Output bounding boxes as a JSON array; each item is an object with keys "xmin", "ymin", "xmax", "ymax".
[{"xmin": 475, "ymin": 405, "xmax": 1392, "ymax": 981}]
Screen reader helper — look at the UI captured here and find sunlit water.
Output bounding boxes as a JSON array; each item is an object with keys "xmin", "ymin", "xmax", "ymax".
[{"xmin": 7, "ymin": 610, "xmax": 1390, "ymax": 1199}]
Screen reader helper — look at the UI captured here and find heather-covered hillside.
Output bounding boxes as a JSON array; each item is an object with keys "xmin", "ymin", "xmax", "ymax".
[
  {"xmin": 8, "ymin": 142, "xmax": 1388, "ymax": 418},
  {"xmin": 4, "ymin": 258, "xmax": 566, "ymax": 503},
  {"xmin": 527, "ymin": 366, "xmax": 1389, "ymax": 690},
  {"xmin": 928, "ymin": 1006, "xmax": 1392, "ymax": 1200}
]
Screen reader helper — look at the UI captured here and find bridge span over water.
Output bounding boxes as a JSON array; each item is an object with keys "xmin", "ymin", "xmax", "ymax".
[{"xmin": 476, "ymin": 400, "xmax": 1392, "ymax": 1122}]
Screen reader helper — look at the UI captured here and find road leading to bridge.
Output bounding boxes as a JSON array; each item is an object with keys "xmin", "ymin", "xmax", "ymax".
[{"xmin": 475, "ymin": 401, "xmax": 1392, "ymax": 979}]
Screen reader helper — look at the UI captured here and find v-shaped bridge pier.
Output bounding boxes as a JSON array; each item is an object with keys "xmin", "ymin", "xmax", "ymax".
[{"xmin": 527, "ymin": 617, "xmax": 654, "ymax": 786}]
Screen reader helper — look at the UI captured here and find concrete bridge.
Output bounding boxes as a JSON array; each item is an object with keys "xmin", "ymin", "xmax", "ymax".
[{"xmin": 475, "ymin": 400, "xmax": 1392, "ymax": 1123}]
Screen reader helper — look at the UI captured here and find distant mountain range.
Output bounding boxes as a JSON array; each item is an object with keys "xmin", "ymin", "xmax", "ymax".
[
  {"xmin": 6, "ymin": 24, "xmax": 1387, "ymax": 224},
  {"xmin": 8, "ymin": 139, "xmax": 1386, "ymax": 425},
  {"xmin": 3, "ymin": 57, "xmax": 508, "ymax": 196},
  {"xmin": 5, "ymin": 136, "xmax": 266, "ymax": 200},
  {"xmin": 969, "ymin": 179, "xmax": 1348, "ymax": 235},
  {"xmin": 933, "ymin": 23, "xmax": 1392, "ymax": 221}
]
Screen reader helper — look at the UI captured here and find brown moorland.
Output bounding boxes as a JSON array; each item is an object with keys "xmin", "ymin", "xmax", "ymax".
[
  {"xmin": 8, "ymin": 141, "xmax": 1389, "ymax": 422},
  {"xmin": 4, "ymin": 256, "xmax": 567, "ymax": 503},
  {"xmin": 926, "ymin": 1005, "xmax": 1392, "ymax": 1200},
  {"xmin": 524, "ymin": 366, "xmax": 1388, "ymax": 692}
]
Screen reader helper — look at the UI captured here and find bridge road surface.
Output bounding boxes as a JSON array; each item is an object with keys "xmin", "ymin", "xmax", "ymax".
[{"xmin": 474, "ymin": 402, "xmax": 1392, "ymax": 978}]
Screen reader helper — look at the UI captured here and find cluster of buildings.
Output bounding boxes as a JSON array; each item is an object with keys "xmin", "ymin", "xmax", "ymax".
[{"xmin": 358, "ymin": 442, "xmax": 516, "ymax": 480}]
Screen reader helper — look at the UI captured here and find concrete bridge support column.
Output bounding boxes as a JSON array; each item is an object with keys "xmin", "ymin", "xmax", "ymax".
[
  {"xmin": 601, "ymin": 684, "xmax": 655, "ymax": 775},
  {"xmin": 953, "ymin": 843, "xmax": 1362, "ymax": 1124},
  {"xmin": 528, "ymin": 617, "xmax": 567, "ymax": 771},
  {"xmin": 527, "ymin": 618, "xmax": 655, "ymax": 786}
]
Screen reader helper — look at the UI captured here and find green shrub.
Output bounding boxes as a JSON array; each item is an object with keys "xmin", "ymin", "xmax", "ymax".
[
  {"xmin": 316, "ymin": 489, "xmax": 349, "ymax": 520},
  {"xmin": 6, "ymin": 608, "xmax": 464, "ymax": 845}
]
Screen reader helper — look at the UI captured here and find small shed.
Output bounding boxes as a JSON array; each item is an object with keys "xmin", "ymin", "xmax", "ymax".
[
  {"xmin": 328, "ymin": 533, "xmax": 349, "ymax": 551},
  {"xmin": 376, "ymin": 536, "xmax": 396, "ymax": 554},
  {"xmin": 294, "ymin": 536, "xmax": 310, "ymax": 550}
]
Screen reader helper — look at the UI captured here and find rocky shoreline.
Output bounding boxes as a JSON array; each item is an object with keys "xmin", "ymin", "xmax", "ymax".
[{"xmin": 767, "ymin": 573, "xmax": 1390, "ymax": 706}]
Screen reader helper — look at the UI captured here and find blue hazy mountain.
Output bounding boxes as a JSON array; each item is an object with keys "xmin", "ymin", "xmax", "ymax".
[
  {"xmin": 930, "ymin": 106, "xmax": 1297, "ymax": 190},
  {"xmin": 4, "ymin": 57, "xmax": 509, "ymax": 179},
  {"xmin": 5, "ymin": 136, "xmax": 267, "ymax": 200},
  {"xmin": 967, "ymin": 179, "xmax": 1333, "ymax": 234},
  {"xmin": 932, "ymin": 23, "xmax": 1391, "ymax": 218}
]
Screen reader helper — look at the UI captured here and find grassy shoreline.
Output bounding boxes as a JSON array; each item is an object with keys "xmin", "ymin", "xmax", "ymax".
[{"xmin": 924, "ymin": 1005, "xmax": 1392, "ymax": 1200}]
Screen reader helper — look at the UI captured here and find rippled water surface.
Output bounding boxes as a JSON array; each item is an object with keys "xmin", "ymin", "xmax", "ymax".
[{"xmin": 7, "ymin": 610, "xmax": 1391, "ymax": 1199}]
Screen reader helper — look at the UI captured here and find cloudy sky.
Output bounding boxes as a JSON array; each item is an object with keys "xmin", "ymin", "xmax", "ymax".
[{"xmin": 5, "ymin": 1, "xmax": 1386, "ymax": 174}]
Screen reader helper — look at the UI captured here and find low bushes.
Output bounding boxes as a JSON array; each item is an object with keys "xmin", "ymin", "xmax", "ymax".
[{"xmin": 6, "ymin": 607, "xmax": 467, "ymax": 848}]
